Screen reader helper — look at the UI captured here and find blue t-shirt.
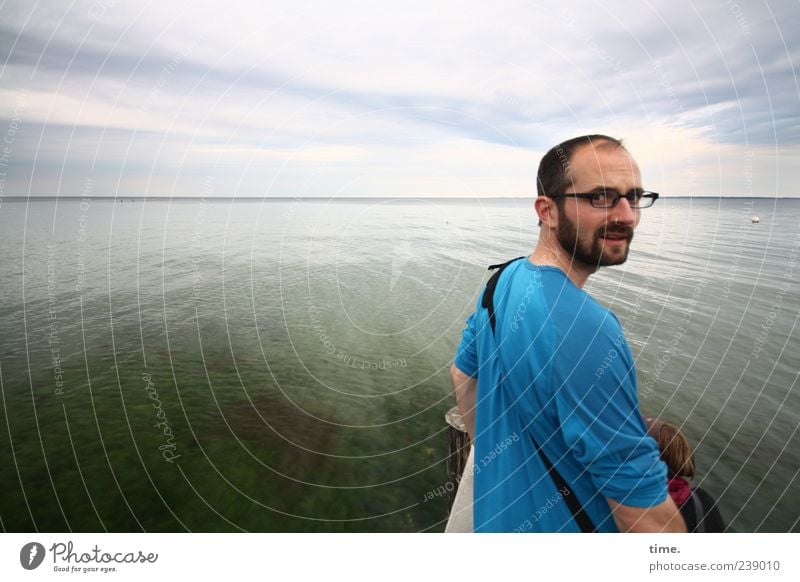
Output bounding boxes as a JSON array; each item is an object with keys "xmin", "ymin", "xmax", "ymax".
[{"xmin": 454, "ymin": 258, "xmax": 667, "ymax": 532}]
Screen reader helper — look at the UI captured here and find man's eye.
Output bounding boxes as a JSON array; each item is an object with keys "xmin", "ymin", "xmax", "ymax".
[{"xmin": 592, "ymin": 191, "xmax": 615, "ymax": 204}]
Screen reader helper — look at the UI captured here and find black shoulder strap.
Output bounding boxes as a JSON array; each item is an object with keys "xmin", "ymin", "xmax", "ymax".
[
  {"xmin": 481, "ymin": 256, "xmax": 526, "ymax": 335},
  {"xmin": 530, "ymin": 433, "xmax": 598, "ymax": 533}
]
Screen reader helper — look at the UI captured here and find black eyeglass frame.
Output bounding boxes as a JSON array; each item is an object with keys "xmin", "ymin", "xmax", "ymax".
[{"xmin": 551, "ymin": 190, "xmax": 660, "ymax": 209}]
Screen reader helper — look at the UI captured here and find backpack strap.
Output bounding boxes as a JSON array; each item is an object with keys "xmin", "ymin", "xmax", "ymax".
[
  {"xmin": 481, "ymin": 256, "xmax": 526, "ymax": 334},
  {"xmin": 530, "ymin": 433, "xmax": 598, "ymax": 533},
  {"xmin": 482, "ymin": 256, "xmax": 597, "ymax": 533}
]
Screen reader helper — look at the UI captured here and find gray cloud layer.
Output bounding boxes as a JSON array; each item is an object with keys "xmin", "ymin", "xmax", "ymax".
[{"xmin": 1, "ymin": 0, "xmax": 798, "ymax": 196}]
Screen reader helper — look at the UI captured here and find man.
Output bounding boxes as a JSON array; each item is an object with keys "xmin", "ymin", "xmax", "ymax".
[{"xmin": 451, "ymin": 135, "xmax": 686, "ymax": 532}]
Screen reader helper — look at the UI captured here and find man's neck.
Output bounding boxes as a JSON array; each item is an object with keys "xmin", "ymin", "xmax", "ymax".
[{"xmin": 529, "ymin": 241, "xmax": 596, "ymax": 289}]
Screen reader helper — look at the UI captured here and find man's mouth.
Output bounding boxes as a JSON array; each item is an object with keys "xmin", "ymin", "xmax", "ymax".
[{"xmin": 599, "ymin": 228, "xmax": 633, "ymax": 245}]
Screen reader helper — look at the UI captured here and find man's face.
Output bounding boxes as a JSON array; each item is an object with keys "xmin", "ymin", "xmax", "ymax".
[{"xmin": 555, "ymin": 144, "xmax": 642, "ymax": 268}]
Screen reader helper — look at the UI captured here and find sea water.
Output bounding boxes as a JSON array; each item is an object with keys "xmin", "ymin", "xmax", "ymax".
[{"xmin": 0, "ymin": 196, "xmax": 798, "ymax": 532}]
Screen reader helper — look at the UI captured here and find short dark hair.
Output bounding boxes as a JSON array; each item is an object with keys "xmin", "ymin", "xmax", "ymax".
[{"xmin": 537, "ymin": 134, "xmax": 625, "ymax": 198}]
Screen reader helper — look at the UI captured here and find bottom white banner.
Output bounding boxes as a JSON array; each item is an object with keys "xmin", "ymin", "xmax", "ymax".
[{"xmin": 0, "ymin": 533, "xmax": 796, "ymax": 581}]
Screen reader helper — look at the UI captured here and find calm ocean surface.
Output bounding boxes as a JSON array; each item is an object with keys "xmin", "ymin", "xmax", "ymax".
[{"xmin": 1, "ymin": 197, "xmax": 798, "ymax": 532}]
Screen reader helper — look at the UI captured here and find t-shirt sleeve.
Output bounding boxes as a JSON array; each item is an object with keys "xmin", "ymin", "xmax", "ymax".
[
  {"xmin": 454, "ymin": 311, "xmax": 480, "ymax": 378},
  {"xmin": 553, "ymin": 313, "xmax": 667, "ymax": 508}
]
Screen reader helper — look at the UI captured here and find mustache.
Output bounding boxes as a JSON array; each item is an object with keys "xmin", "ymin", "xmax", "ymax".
[{"xmin": 598, "ymin": 225, "xmax": 634, "ymax": 238}]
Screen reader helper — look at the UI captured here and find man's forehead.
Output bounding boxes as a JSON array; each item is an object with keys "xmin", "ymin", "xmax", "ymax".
[{"xmin": 568, "ymin": 143, "xmax": 641, "ymax": 186}]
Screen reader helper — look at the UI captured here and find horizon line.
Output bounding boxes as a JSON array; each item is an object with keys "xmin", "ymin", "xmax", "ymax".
[{"xmin": 3, "ymin": 195, "xmax": 798, "ymax": 201}]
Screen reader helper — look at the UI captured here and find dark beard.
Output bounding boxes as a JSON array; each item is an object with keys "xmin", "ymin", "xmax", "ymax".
[{"xmin": 556, "ymin": 213, "xmax": 634, "ymax": 267}]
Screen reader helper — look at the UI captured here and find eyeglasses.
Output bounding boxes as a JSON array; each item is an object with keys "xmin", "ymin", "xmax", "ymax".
[{"xmin": 553, "ymin": 189, "xmax": 659, "ymax": 209}]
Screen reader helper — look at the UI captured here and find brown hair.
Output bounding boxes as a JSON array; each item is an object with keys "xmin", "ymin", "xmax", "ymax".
[
  {"xmin": 644, "ymin": 417, "xmax": 696, "ymax": 478},
  {"xmin": 536, "ymin": 134, "xmax": 625, "ymax": 198}
]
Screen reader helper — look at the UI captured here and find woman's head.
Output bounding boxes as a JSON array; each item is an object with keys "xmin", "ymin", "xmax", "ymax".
[{"xmin": 644, "ymin": 417, "xmax": 696, "ymax": 478}]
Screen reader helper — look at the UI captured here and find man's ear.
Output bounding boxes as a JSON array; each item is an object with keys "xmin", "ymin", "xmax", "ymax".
[{"xmin": 535, "ymin": 196, "xmax": 556, "ymax": 228}]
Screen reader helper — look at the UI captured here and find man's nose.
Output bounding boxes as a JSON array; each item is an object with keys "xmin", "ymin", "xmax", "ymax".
[{"xmin": 610, "ymin": 196, "xmax": 637, "ymax": 225}]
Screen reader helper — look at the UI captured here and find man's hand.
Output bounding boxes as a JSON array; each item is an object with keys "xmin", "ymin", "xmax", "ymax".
[
  {"xmin": 607, "ymin": 497, "xmax": 687, "ymax": 533},
  {"xmin": 450, "ymin": 364, "xmax": 477, "ymax": 441}
]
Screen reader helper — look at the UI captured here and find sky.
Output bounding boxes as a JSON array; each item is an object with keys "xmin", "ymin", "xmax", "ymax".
[{"xmin": 0, "ymin": 0, "xmax": 798, "ymax": 198}]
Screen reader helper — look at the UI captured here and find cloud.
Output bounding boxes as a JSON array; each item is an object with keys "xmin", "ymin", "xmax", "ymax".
[{"xmin": 0, "ymin": 0, "xmax": 798, "ymax": 197}]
